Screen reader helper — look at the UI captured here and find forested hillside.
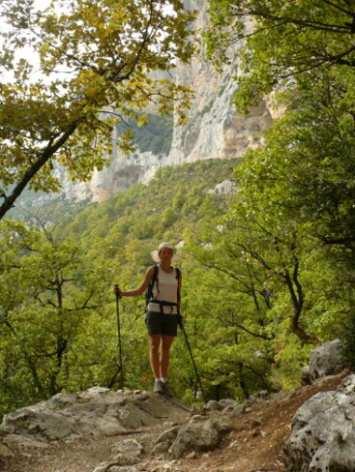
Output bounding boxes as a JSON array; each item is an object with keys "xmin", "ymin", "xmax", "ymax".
[
  {"xmin": 0, "ymin": 160, "xmax": 236, "ymax": 417},
  {"xmin": 1, "ymin": 156, "xmax": 353, "ymax": 420}
]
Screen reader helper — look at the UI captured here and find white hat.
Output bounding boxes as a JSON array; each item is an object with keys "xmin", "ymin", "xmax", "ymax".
[{"xmin": 151, "ymin": 242, "xmax": 175, "ymax": 263}]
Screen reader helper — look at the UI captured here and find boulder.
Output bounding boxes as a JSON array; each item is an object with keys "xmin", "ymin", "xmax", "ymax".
[
  {"xmin": 204, "ymin": 398, "xmax": 239, "ymax": 413},
  {"xmin": 308, "ymin": 339, "xmax": 346, "ymax": 382},
  {"xmin": 153, "ymin": 426, "xmax": 180, "ymax": 455},
  {"xmin": 1, "ymin": 408, "xmax": 77, "ymax": 440},
  {"xmin": 169, "ymin": 414, "xmax": 233, "ymax": 458},
  {"xmin": 283, "ymin": 374, "xmax": 355, "ymax": 472},
  {"xmin": 155, "ymin": 426, "xmax": 180, "ymax": 445},
  {"xmin": 3, "ymin": 434, "xmax": 49, "ymax": 449},
  {"xmin": 92, "ymin": 437, "xmax": 146, "ymax": 472},
  {"xmin": 256, "ymin": 390, "xmax": 269, "ymax": 400},
  {"xmin": 224, "ymin": 404, "xmax": 245, "ymax": 418}
]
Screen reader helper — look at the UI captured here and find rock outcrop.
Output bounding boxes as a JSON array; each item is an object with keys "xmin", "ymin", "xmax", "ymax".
[
  {"xmin": 0, "ymin": 387, "xmax": 238, "ymax": 472},
  {"xmin": 302, "ymin": 339, "xmax": 347, "ymax": 384},
  {"xmin": 167, "ymin": 2, "xmax": 271, "ymax": 166},
  {"xmin": 208, "ymin": 179, "xmax": 236, "ymax": 196},
  {"xmin": 284, "ymin": 374, "xmax": 355, "ymax": 472},
  {"xmin": 0, "ymin": 387, "xmax": 186, "ymax": 446},
  {"xmin": 63, "ymin": 0, "xmax": 272, "ymax": 202}
]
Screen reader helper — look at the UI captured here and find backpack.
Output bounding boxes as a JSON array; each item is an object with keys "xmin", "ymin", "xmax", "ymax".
[{"xmin": 145, "ymin": 264, "xmax": 181, "ymax": 314}]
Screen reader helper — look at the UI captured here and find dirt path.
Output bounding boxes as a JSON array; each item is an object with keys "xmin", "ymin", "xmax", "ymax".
[{"xmin": 180, "ymin": 372, "xmax": 348, "ymax": 472}]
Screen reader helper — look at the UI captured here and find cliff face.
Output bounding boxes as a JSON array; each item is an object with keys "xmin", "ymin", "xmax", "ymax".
[
  {"xmin": 168, "ymin": 0, "xmax": 272, "ymax": 165},
  {"xmin": 66, "ymin": 0, "xmax": 272, "ymax": 202}
]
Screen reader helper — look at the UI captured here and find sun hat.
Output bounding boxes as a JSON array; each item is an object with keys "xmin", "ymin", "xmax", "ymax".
[{"xmin": 151, "ymin": 242, "xmax": 175, "ymax": 263}]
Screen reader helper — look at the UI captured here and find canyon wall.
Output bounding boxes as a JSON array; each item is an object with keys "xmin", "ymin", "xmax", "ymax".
[{"xmin": 65, "ymin": 0, "xmax": 272, "ymax": 202}]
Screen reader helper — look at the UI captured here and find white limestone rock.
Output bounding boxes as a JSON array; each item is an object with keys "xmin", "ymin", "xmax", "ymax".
[
  {"xmin": 0, "ymin": 388, "xmax": 187, "ymax": 443},
  {"xmin": 284, "ymin": 374, "xmax": 355, "ymax": 472},
  {"xmin": 309, "ymin": 339, "xmax": 347, "ymax": 382}
]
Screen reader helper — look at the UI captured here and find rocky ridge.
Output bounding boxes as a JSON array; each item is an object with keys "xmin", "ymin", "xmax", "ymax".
[
  {"xmin": 1, "ymin": 341, "xmax": 354, "ymax": 472},
  {"xmin": 0, "ymin": 387, "xmax": 237, "ymax": 472}
]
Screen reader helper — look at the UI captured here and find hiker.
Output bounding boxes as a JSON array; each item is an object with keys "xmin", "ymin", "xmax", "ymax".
[{"xmin": 114, "ymin": 242, "xmax": 181, "ymax": 396}]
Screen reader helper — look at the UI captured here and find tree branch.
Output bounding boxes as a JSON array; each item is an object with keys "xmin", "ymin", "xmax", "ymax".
[
  {"xmin": 319, "ymin": 0, "xmax": 355, "ymax": 16},
  {"xmin": 319, "ymin": 234, "xmax": 355, "ymax": 245},
  {"xmin": 109, "ymin": 0, "xmax": 156, "ymax": 83},
  {"xmin": 234, "ymin": 6, "xmax": 354, "ymax": 34},
  {"xmin": 233, "ymin": 320, "xmax": 273, "ymax": 340},
  {"xmin": 0, "ymin": 120, "xmax": 80, "ymax": 220}
]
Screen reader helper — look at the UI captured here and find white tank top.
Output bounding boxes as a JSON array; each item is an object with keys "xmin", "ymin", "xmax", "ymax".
[{"xmin": 153, "ymin": 265, "xmax": 178, "ymax": 303}]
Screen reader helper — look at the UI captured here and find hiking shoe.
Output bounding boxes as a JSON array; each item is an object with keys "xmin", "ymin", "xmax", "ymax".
[
  {"xmin": 153, "ymin": 379, "xmax": 164, "ymax": 394},
  {"xmin": 161, "ymin": 381, "xmax": 173, "ymax": 398}
]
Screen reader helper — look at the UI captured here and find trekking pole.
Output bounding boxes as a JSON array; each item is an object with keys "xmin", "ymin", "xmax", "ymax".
[
  {"xmin": 114, "ymin": 285, "xmax": 124, "ymax": 388},
  {"xmin": 179, "ymin": 318, "xmax": 206, "ymax": 402}
]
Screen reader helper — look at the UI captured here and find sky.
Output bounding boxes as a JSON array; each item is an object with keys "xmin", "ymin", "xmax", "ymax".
[
  {"xmin": 1, "ymin": 1, "xmax": 178, "ymax": 83},
  {"xmin": 1, "ymin": 0, "xmax": 66, "ymax": 83}
]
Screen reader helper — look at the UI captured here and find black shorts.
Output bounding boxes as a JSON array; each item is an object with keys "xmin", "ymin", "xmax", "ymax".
[{"xmin": 145, "ymin": 312, "xmax": 178, "ymax": 337}]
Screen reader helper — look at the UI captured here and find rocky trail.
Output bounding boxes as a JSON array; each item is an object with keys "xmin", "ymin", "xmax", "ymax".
[{"xmin": 0, "ymin": 368, "xmax": 352, "ymax": 472}]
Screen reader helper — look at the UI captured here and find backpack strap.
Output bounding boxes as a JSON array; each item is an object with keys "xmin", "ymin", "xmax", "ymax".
[
  {"xmin": 175, "ymin": 267, "xmax": 181, "ymax": 315},
  {"xmin": 146, "ymin": 264, "xmax": 159, "ymax": 309}
]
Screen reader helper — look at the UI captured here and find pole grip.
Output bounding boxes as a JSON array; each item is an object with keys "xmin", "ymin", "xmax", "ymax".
[{"xmin": 114, "ymin": 284, "xmax": 120, "ymax": 300}]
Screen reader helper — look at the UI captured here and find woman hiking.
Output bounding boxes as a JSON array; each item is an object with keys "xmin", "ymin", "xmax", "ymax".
[{"xmin": 115, "ymin": 242, "xmax": 182, "ymax": 396}]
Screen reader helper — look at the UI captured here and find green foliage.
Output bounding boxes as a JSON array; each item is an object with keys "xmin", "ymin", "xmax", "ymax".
[
  {"xmin": 0, "ymin": 159, "xmax": 237, "ymax": 417},
  {"xmin": 0, "ymin": 150, "xmax": 353, "ymax": 417},
  {"xmin": 200, "ymin": 1, "xmax": 355, "ymax": 385},
  {"xmin": 0, "ymin": 219, "xmax": 113, "ymax": 415},
  {"xmin": 340, "ymin": 288, "xmax": 355, "ymax": 369}
]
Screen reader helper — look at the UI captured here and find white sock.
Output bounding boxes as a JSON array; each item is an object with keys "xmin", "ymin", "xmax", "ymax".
[{"xmin": 160, "ymin": 377, "xmax": 167, "ymax": 383}]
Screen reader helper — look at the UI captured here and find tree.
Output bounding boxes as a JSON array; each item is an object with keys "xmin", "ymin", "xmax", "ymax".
[
  {"xmin": 0, "ymin": 0, "xmax": 195, "ymax": 219},
  {"xmin": 0, "ymin": 219, "xmax": 114, "ymax": 412},
  {"xmin": 205, "ymin": 0, "xmax": 355, "ymax": 108},
  {"xmin": 205, "ymin": 1, "xmax": 355, "ymax": 247}
]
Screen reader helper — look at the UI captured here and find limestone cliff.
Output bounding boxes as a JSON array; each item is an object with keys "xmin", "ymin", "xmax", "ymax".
[{"xmin": 65, "ymin": 0, "xmax": 272, "ymax": 202}]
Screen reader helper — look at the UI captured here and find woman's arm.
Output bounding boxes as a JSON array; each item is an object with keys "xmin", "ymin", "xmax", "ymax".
[{"xmin": 117, "ymin": 266, "xmax": 154, "ymax": 298}]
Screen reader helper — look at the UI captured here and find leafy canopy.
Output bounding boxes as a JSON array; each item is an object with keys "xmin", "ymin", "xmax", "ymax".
[
  {"xmin": 199, "ymin": 0, "xmax": 355, "ymax": 379},
  {"xmin": 205, "ymin": 0, "xmax": 355, "ymax": 109},
  {"xmin": 0, "ymin": 0, "xmax": 195, "ymax": 219},
  {"xmin": 205, "ymin": 1, "xmax": 355, "ymax": 247}
]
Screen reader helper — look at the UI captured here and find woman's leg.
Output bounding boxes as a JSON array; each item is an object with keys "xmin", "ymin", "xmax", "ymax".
[
  {"xmin": 149, "ymin": 335, "xmax": 161, "ymax": 379},
  {"xmin": 160, "ymin": 335, "xmax": 175, "ymax": 379}
]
